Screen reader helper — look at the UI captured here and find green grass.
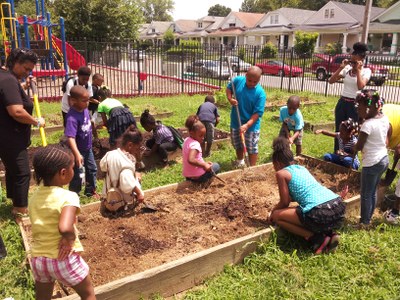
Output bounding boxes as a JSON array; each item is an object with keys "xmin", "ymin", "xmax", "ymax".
[{"xmin": 1, "ymin": 90, "xmax": 400, "ymax": 299}]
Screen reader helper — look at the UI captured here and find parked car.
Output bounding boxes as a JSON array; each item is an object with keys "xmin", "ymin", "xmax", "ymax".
[
  {"xmin": 255, "ymin": 60, "xmax": 303, "ymax": 77},
  {"xmin": 311, "ymin": 53, "xmax": 388, "ymax": 86},
  {"xmin": 223, "ymin": 56, "xmax": 252, "ymax": 72},
  {"xmin": 186, "ymin": 60, "xmax": 230, "ymax": 79},
  {"xmin": 129, "ymin": 49, "xmax": 146, "ymax": 61}
]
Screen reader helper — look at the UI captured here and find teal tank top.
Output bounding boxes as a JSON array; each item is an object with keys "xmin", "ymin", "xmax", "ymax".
[{"xmin": 285, "ymin": 165, "xmax": 338, "ymax": 213}]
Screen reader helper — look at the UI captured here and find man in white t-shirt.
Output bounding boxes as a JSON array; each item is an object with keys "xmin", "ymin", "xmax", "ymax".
[{"xmin": 61, "ymin": 66, "xmax": 93, "ymax": 127}]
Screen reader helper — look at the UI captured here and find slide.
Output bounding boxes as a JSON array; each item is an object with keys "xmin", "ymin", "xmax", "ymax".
[{"xmin": 52, "ymin": 36, "xmax": 86, "ymax": 71}]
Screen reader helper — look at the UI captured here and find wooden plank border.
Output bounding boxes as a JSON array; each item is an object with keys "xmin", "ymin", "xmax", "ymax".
[{"xmin": 19, "ymin": 156, "xmax": 378, "ymax": 300}]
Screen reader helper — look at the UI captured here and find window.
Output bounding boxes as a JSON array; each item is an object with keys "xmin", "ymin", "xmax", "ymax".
[
  {"xmin": 229, "ymin": 23, "xmax": 236, "ymax": 27},
  {"xmin": 270, "ymin": 15, "xmax": 279, "ymax": 24},
  {"xmin": 330, "ymin": 9, "xmax": 334, "ymax": 18},
  {"xmin": 324, "ymin": 9, "xmax": 329, "ymax": 18},
  {"xmin": 198, "ymin": 22, "xmax": 202, "ymax": 28},
  {"xmin": 152, "ymin": 28, "xmax": 156, "ymax": 33}
]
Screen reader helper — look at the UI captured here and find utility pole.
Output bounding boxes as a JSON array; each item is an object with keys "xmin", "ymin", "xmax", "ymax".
[{"xmin": 361, "ymin": 0, "xmax": 373, "ymax": 44}]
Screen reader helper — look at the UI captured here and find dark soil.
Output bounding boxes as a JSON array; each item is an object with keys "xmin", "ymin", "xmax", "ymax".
[{"xmin": 21, "ymin": 158, "xmax": 360, "ymax": 297}]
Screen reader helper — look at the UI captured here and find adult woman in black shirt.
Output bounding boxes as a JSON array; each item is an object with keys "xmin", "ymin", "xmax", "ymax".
[{"xmin": 0, "ymin": 48, "xmax": 44, "ymax": 221}]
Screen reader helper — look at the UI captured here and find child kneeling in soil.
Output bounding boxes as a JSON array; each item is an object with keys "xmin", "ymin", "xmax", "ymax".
[
  {"xmin": 279, "ymin": 95, "xmax": 304, "ymax": 156},
  {"xmin": 315, "ymin": 117, "xmax": 360, "ymax": 170},
  {"xmin": 97, "ymin": 87, "xmax": 137, "ymax": 148},
  {"xmin": 140, "ymin": 109, "xmax": 179, "ymax": 165},
  {"xmin": 268, "ymin": 137, "xmax": 346, "ymax": 254},
  {"xmin": 100, "ymin": 125, "xmax": 145, "ymax": 211},
  {"xmin": 182, "ymin": 115, "xmax": 220, "ymax": 183},
  {"xmin": 354, "ymin": 89, "xmax": 389, "ymax": 226},
  {"xmin": 29, "ymin": 145, "xmax": 95, "ymax": 300}
]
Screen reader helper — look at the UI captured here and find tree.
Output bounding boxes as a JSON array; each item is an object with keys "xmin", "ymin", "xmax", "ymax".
[
  {"xmin": 240, "ymin": 0, "xmax": 260, "ymax": 12},
  {"xmin": 139, "ymin": 0, "xmax": 174, "ymax": 23},
  {"xmin": 208, "ymin": 4, "xmax": 231, "ymax": 17},
  {"xmin": 163, "ymin": 28, "xmax": 175, "ymax": 49},
  {"xmin": 293, "ymin": 31, "xmax": 319, "ymax": 56},
  {"xmin": 52, "ymin": 0, "xmax": 143, "ymax": 40}
]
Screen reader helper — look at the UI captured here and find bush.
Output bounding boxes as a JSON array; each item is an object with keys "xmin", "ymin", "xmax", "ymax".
[
  {"xmin": 293, "ymin": 31, "xmax": 318, "ymax": 57},
  {"xmin": 324, "ymin": 42, "xmax": 342, "ymax": 55},
  {"xmin": 260, "ymin": 42, "xmax": 277, "ymax": 59},
  {"xmin": 179, "ymin": 39, "xmax": 201, "ymax": 49},
  {"xmin": 237, "ymin": 46, "xmax": 246, "ymax": 60}
]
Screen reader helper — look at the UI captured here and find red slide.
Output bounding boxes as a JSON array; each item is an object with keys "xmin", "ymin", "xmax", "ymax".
[{"xmin": 52, "ymin": 36, "xmax": 86, "ymax": 71}]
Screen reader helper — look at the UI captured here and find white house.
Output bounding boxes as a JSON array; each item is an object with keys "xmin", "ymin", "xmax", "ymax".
[
  {"xmin": 246, "ymin": 7, "xmax": 316, "ymax": 48},
  {"xmin": 300, "ymin": 1, "xmax": 385, "ymax": 53}
]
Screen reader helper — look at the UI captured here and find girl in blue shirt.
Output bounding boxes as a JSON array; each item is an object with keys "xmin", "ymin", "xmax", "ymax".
[{"xmin": 268, "ymin": 137, "xmax": 346, "ymax": 254}]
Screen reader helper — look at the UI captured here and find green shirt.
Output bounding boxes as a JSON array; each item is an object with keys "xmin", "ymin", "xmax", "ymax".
[{"xmin": 98, "ymin": 98, "xmax": 123, "ymax": 116}]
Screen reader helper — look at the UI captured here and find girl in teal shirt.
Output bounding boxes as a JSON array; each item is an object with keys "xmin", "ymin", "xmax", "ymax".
[{"xmin": 268, "ymin": 137, "xmax": 346, "ymax": 254}]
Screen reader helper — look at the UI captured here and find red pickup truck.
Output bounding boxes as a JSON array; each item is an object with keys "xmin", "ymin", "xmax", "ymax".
[{"xmin": 311, "ymin": 54, "xmax": 388, "ymax": 86}]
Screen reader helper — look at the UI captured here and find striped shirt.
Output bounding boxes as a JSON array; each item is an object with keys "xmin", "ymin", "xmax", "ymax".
[
  {"xmin": 337, "ymin": 133, "xmax": 359, "ymax": 165},
  {"xmin": 154, "ymin": 121, "xmax": 174, "ymax": 144}
]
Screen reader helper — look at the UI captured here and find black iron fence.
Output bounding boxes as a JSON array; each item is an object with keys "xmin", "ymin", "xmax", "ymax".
[{"xmin": 31, "ymin": 41, "xmax": 400, "ymax": 103}]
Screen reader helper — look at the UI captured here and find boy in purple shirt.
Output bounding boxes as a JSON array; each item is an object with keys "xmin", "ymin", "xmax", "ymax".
[{"xmin": 65, "ymin": 85, "xmax": 98, "ymax": 197}]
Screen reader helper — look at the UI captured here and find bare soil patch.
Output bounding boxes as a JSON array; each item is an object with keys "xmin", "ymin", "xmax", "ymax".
[{"xmin": 22, "ymin": 159, "xmax": 359, "ymax": 292}]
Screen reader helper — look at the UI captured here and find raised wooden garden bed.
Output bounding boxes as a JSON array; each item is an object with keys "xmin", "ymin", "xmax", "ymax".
[
  {"xmin": 18, "ymin": 155, "xmax": 372, "ymax": 299},
  {"xmin": 272, "ymin": 115, "xmax": 335, "ymax": 133},
  {"xmin": 265, "ymin": 100, "xmax": 326, "ymax": 111}
]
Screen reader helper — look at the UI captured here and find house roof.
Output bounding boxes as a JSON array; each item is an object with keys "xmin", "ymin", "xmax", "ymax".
[
  {"xmin": 148, "ymin": 21, "xmax": 174, "ymax": 34},
  {"xmin": 372, "ymin": 0, "xmax": 400, "ymax": 22},
  {"xmin": 276, "ymin": 7, "xmax": 316, "ymax": 25},
  {"xmin": 332, "ymin": 1, "xmax": 385, "ymax": 23},
  {"xmin": 227, "ymin": 11, "xmax": 265, "ymax": 28},
  {"xmin": 174, "ymin": 19, "xmax": 197, "ymax": 33},
  {"xmin": 208, "ymin": 28, "xmax": 244, "ymax": 36}
]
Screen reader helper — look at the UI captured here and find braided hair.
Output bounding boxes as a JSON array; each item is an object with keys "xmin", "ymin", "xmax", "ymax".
[
  {"xmin": 356, "ymin": 89, "xmax": 385, "ymax": 115},
  {"xmin": 33, "ymin": 144, "xmax": 73, "ymax": 186},
  {"xmin": 140, "ymin": 109, "xmax": 156, "ymax": 128},
  {"xmin": 340, "ymin": 117, "xmax": 359, "ymax": 136},
  {"xmin": 121, "ymin": 125, "xmax": 143, "ymax": 146},
  {"xmin": 185, "ymin": 114, "xmax": 204, "ymax": 132},
  {"xmin": 272, "ymin": 137, "xmax": 294, "ymax": 167},
  {"xmin": 97, "ymin": 86, "xmax": 112, "ymax": 99}
]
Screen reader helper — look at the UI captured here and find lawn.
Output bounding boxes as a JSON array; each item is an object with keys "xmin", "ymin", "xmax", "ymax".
[{"xmin": 1, "ymin": 89, "xmax": 400, "ymax": 299}]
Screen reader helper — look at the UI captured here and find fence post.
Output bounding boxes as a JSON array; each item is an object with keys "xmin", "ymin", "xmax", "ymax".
[
  {"xmin": 83, "ymin": 37, "xmax": 88, "ymax": 63},
  {"xmin": 324, "ymin": 54, "xmax": 331, "ymax": 97},
  {"xmin": 219, "ymin": 44, "xmax": 223, "ymax": 87},
  {"xmin": 288, "ymin": 47, "xmax": 294, "ymax": 93},
  {"xmin": 253, "ymin": 46, "xmax": 257, "ymax": 66},
  {"xmin": 300, "ymin": 52, "xmax": 306, "ymax": 92},
  {"xmin": 181, "ymin": 44, "xmax": 185, "ymax": 93},
  {"xmin": 280, "ymin": 49, "xmax": 286, "ymax": 91},
  {"xmin": 137, "ymin": 43, "xmax": 142, "ymax": 95}
]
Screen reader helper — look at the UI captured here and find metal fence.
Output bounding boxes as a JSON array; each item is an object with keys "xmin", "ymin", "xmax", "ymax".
[{"xmin": 32, "ymin": 41, "xmax": 400, "ymax": 103}]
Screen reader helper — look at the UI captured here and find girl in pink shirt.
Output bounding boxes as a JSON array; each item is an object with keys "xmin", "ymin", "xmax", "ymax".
[{"xmin": 182, "ymin": 115, "xmax": 220, "ymax": 183}]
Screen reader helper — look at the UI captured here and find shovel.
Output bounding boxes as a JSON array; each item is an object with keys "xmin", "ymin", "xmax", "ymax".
[
  {"xmin": 211, "ymin": 170, "xmax": 226, "ymax": 184},
  {"xmin": 30, "ymin": 79, "xmax": 47, "ymax": 147}
]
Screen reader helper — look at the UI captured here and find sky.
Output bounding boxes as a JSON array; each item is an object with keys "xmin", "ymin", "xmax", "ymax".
[{"xmin": 172, "ymin": 0, "xmax": 244, "ymax": 20}]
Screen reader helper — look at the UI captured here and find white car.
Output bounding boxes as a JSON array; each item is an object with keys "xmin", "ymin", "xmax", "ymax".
[
  {"xmin": 186, "ymin": 60, "xmax": 230, "ymax": 80},
  {"xmin": 224, "ymin": 56, "xmax": 251, "ymax": 72}
]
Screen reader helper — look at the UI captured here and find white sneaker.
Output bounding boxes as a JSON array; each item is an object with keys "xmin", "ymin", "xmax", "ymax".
[
  {"xmin": 232, "ymin": 160, "xmax": 246, "ymax": 169},
  {"xmin": 383, "ymin": 210, "xmax": 400, "ymax": 225}
]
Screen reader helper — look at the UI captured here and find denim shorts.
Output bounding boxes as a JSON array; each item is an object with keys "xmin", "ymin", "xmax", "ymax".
[
  {"xmin": 230, "ymin": 129, "xmax": 260, "ymax": 154},
  {"xmin": 203, "ymin": 121, "xmax": 215, "ymax": 144}
]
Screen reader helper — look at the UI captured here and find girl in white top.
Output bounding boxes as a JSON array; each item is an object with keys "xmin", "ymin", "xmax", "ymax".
[
  {"xmin": 329, "ymin": 42, "xmax": 371, "ymax": 152},
  {"xmin": 100, "ymin": 125, "xmax": 144, "ymax": 211},
  {"xmin": 354, "ymin": 89, "xmax": 389, "ymax": 226}
]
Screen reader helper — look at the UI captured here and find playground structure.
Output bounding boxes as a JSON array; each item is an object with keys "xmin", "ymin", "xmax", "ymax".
[{"xmin": 0, "ymin": 0, "xmax": 85, "ymax": 78}]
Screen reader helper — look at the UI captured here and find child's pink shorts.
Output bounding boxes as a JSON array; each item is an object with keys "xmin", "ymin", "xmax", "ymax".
[{"xmin": 31, "ymin": 253, "xmax": 89, "ymax": 287}]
